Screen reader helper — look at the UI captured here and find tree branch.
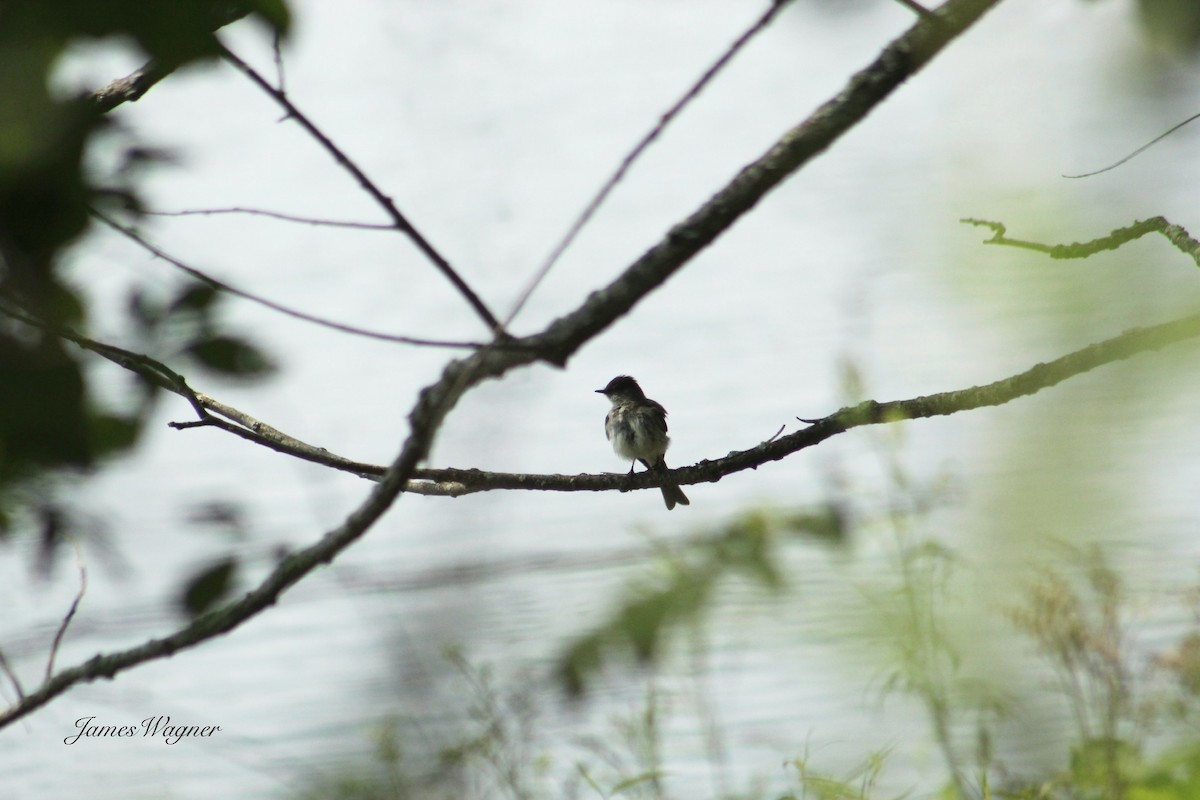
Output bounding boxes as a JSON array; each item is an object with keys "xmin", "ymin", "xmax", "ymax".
[
  {"xmin": 506, "ymin": 0, "xmax": 797, "ymax": 324},
  {"xmin": 893, "ymin": 0, "xmax": 937, "ymax": 18},
  {"xmin": 0, "ymin": 648, "xmax": 24, "ymax": 703},
  {"xmin": 508, "ymin": 0, "xmax": 1005, "ymax": 369},
  {"xmin": 0, "ymin": 327, "xmax": 473, "ymax": 730},
  {"xmin": 91, "ymin": 209, "xmax": 500, "ymax": 349},
  {"xmin": 0, "ymin": 0, "xmax": 1004, "ymax": 730},
  {"xmin": 91, "ymin": 60, "xmax": 175, "ymax": 113},
  {"xmin": 91, "ymin": 18, "xmax": 504, "ymax": 335},
  {"xmin": 383, "ymin": 310, "xmax": 1200, "ymax": 496},
  {"xmin": 217, "ymin": 45, "xmax": 505, "ymax": 335},
  {"xmin": 143, "ymin": 206, "xmax": 394, "ymax": 231},
  {"xmin": 30, "ymin": 249, "xmax": 1195, "ymax": 503},
  {"xmin": 963, "ymin": 216, "xmax": 1200, "ymax": 268},
  {"xmin": 1063, "ymin": 111, "xmax": 1200, "ymax": 179},
  {"xmin": 88, "ymin": 6, "xmax": 257, "ymax": 112},
  {"xmin": 44, "ymin": 551, "xmax": 87, "ymax": 683}
]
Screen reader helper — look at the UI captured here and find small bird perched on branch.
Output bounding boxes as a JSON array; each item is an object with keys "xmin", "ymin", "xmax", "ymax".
[{"xmin": 595, "ymin": 375, "xmax": 690, "ymax": 510}]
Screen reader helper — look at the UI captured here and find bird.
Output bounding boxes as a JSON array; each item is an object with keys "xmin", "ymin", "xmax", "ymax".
[{"xmin": 595, "ymin": 375, "xmax": 690, "ymax": 510}]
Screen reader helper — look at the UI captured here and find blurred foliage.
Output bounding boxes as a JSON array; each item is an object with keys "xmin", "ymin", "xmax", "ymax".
[
  {"xmin": 1008, "ymin": 551, "xmax": 1140, "ymax": 749},
  {"xmin": 0, "ymin": 1, "xmax": 287, "ymax": 557},
  {"xmin": 556, "ymin": 507, "xmax": 845, "ymax": 696},
  {"xmin": 273, "ymin": 470, "xmax": 1200, "ymax": 800},
  {"xmin": 782, "ymin": 752, "xmax": 891, "ymax": 800},
  {"xmin": 184, "ymin": 333, "xmax": 277, "ymax": 378},
  {"xmin": 180, "ymin": 555, "xmax": 239, "ymax": 617},
  {"xmin": 131, "ymin": 281, "xmax": 278, "ymax": 380},
  {"xmin": 1139, "ymin": 0, "xmax": 1200, "ymax": 53}
]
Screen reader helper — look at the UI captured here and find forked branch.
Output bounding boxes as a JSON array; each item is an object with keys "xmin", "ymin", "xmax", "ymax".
[{"xmin": 0, "ymin": 0, "xmax": 1004, "ymax": 730}]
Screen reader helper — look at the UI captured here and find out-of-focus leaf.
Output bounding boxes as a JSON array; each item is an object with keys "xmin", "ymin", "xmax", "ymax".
[
  {"xmin": 186, "ymin": 500, "xmax": 246, "ymax": 540},
  {"xmin": 0, "ymin": 336, "xmax": 91, "ymax": 480},
  {"xmin": 45, "ymin": 283, "xmax": 87, "ymax": 328},
  {"xmin": 0, "ymin": 94, "xmax": 98, "ymax": 294},
  {"xmin": 783, "ymin": 503, "xmax": 850, "ymax": 545},
  {"xmin": 619, "ymin": 592, "xmax": 674, "ymax": 663},
  {"xmin": 558, "ymin": 633, "xmax": 603, "ymax": 698},
  {"xmin": 34, "ymin": 504, "xmax": 65, "ymax": 578},
  {"xmin": 244, "ymin": 0, "xmax": 292, "ymax": 34},
  {"xmin": 167, "ymin": 283, "xmax": 220, "ymax": 316},
  {"xmin": 180, "ymin": 556, "xmax": 239, "ymax": 617},
  {"xmin": 127, "ymin": 288, "xmax": 163, "ymax": 331},
  {"xmin": 555, "ymin": 508, "xmax": 808, "ymax": 694},
  {"xmin": 87, "ymin": 412, "xmax": 142, "ymax": 458},
  {"xmin": 1070, "ymin": 738, "xmax": 1141, "ymax": 789},
  {"xmin": 184, "ymin": 334, "xmax": 276, "ymax": 377},
  {"xmin": 1139, "ymin": 0, "xmax": 1200, "ymax": 52}
]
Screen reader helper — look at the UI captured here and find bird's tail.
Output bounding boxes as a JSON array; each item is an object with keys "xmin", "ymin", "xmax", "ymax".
[{"xmin": 653, "ymin": 459, "xmax": 690, "ymax": 510}]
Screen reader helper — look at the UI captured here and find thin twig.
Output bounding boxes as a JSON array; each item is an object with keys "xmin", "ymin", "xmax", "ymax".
[
  {"xmin": 91, "ymin": 61, "xmax": 174, "ymax": 113},
  {"xmin": 272, "ymin": 31, "xmax": 287, "ymax": 94},
  {"xmin": 963, "ymin": 216, "xmax": 1200, "ymax": 268},
  {"xmin": 504, "ymin": 0, "xmax": 796, "ymax": 325},
  {"xmin": 49, "ymin": 301, "xmax": 1199, "ymax": 499},
  {"xmin": 1064, "ymin": 112, "xmax": 1200, "ymax": 179},
  {"xmin": 217, "ymin": 45, "xmax": 504, "ymax": 335},
  {"xmin": 0, "ymin": 298, "xmax": 214, "ymax": 423},
  {"xmin": 44, "ymin": 548, "xmax": 87, "ymax": 684},
  {"xmin": 374, "ymin": 310, "xmax": 1200, "ymax": 494},
  {"xmin": 0, "ymin": 312, "xmax": 477, "ymax": 732},
  {"xmin": 0, "ymin": 304, "xmax": 433, "ymax": 483},
  {"xmin": 88, "ymin": 6, "xmax": 256, "ymax": 113},
  {"xmin": 0, "ymin": 649, "xmax": 23, "ymax": 702},
  {"xmin": 144, "ymin": 207, "xmax": 393, "ymax": 230},
  {"xmin": 168, "ymin": 401, "xmax": 386, "ymax": 481},
  {"xmin": 92, "ymin": 209, "xmax": 497, "ymax": 349},
  {"xmin": 0, "ymin": 0, "xmax": 1003, "ymax": 730},
  {"xmin": 893, "ymin": 0, "xmax": 937, "ymax": 18}
]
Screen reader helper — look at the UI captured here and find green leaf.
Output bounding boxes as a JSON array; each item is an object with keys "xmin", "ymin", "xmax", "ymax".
[
  {"xmin": 167, "ymin": 283, "xmax": 221, "ymax": 315},
  {"xmin": 245, "ymin": 0, "xmax": 292, "ymax": 35},
  {"xmin": 611, "ymin": 771, "xmax": 666, "ymax": 796},
  {"xmin": 0, "ymin": 336, "xmax": 91, "ymax": 480},
  {"xmin": 127, "ymin": 288, "xmax": 163, "ymax": 331},
  {"xmin": 184, "ymin": 334, "xmax": 276, "ymax": 377},
  {"xmin": 87, "ymin": 412, "xmax": 142, "ymax": 458},
  {"xmin": 180, "ymin": 556, "xmax": 239, "ymax": 617}
]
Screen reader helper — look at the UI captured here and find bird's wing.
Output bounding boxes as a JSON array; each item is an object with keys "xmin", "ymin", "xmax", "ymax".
[{"xmin": 646, "ymin": 399, "xmax": 669, "ymax": 434}]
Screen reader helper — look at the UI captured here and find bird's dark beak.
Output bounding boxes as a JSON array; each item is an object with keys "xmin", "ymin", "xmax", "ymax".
[{"xmin": 594, "ymin": 389, "xmax": 606, "ymax": 394}]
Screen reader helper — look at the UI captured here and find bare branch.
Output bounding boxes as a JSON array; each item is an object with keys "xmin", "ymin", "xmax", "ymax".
[
  {"xmin": 167, "ymin": 401, "xmax": 386, "ymax": 481},
  {"xmin": 0, "ymin": 649, "xmax": 23, "ymax": 702},
  {"xmin": 144, "ymin": 206, "xmax": 393, "ymax": 230},
  {"xmin": 964, "ymin": 216, "xmax": 1200, "ymax": 268},
  {"xmin": 91, "ymin": 61, "xmax": 175, "ymax": 113},
  {"xmin": 1063, "ymin": 111, "xmax": 1200, "ymax": 179},
  {"xmin": 893, "ymin": 0, "xmax": 937, "ymax": 18},
  {"xmin": 44, "ymin": 550, "xmax": 87, "ymax": 684},
  {"xmin": 91, "ymin": 209, "xmax": 498, "ymax": 349},
  {"xmin": 49, "ymin": 286, "xmax": 1195, "ymax": 502},
  {"xmin": 507, "ymin": 0, "xmax": 1005, "ymax": 369},
  {"xmin": 0, "ymin": 306, "xmax": 451, "ymax": 484},
  {"xmin": 0, "ymin": 334, "xmax": 472, "ymax": 731},
  {"xmin": 88, "ymin": 6, "xmax": 255, "ymax": 112},
  {"xmin": 505, "ymin": 0, "xmax": 796, "ymax": 324},
  {"xmin": 216, "ymin": 45, "xmax": 504, "ymax": 335},
  {"xmin": 0, "ymin": 0, "xmax": 1003, "ymax": 730},
  {"xmin": 400, "ymin": 311, "xmax": 1200, "ymax": 497}
]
